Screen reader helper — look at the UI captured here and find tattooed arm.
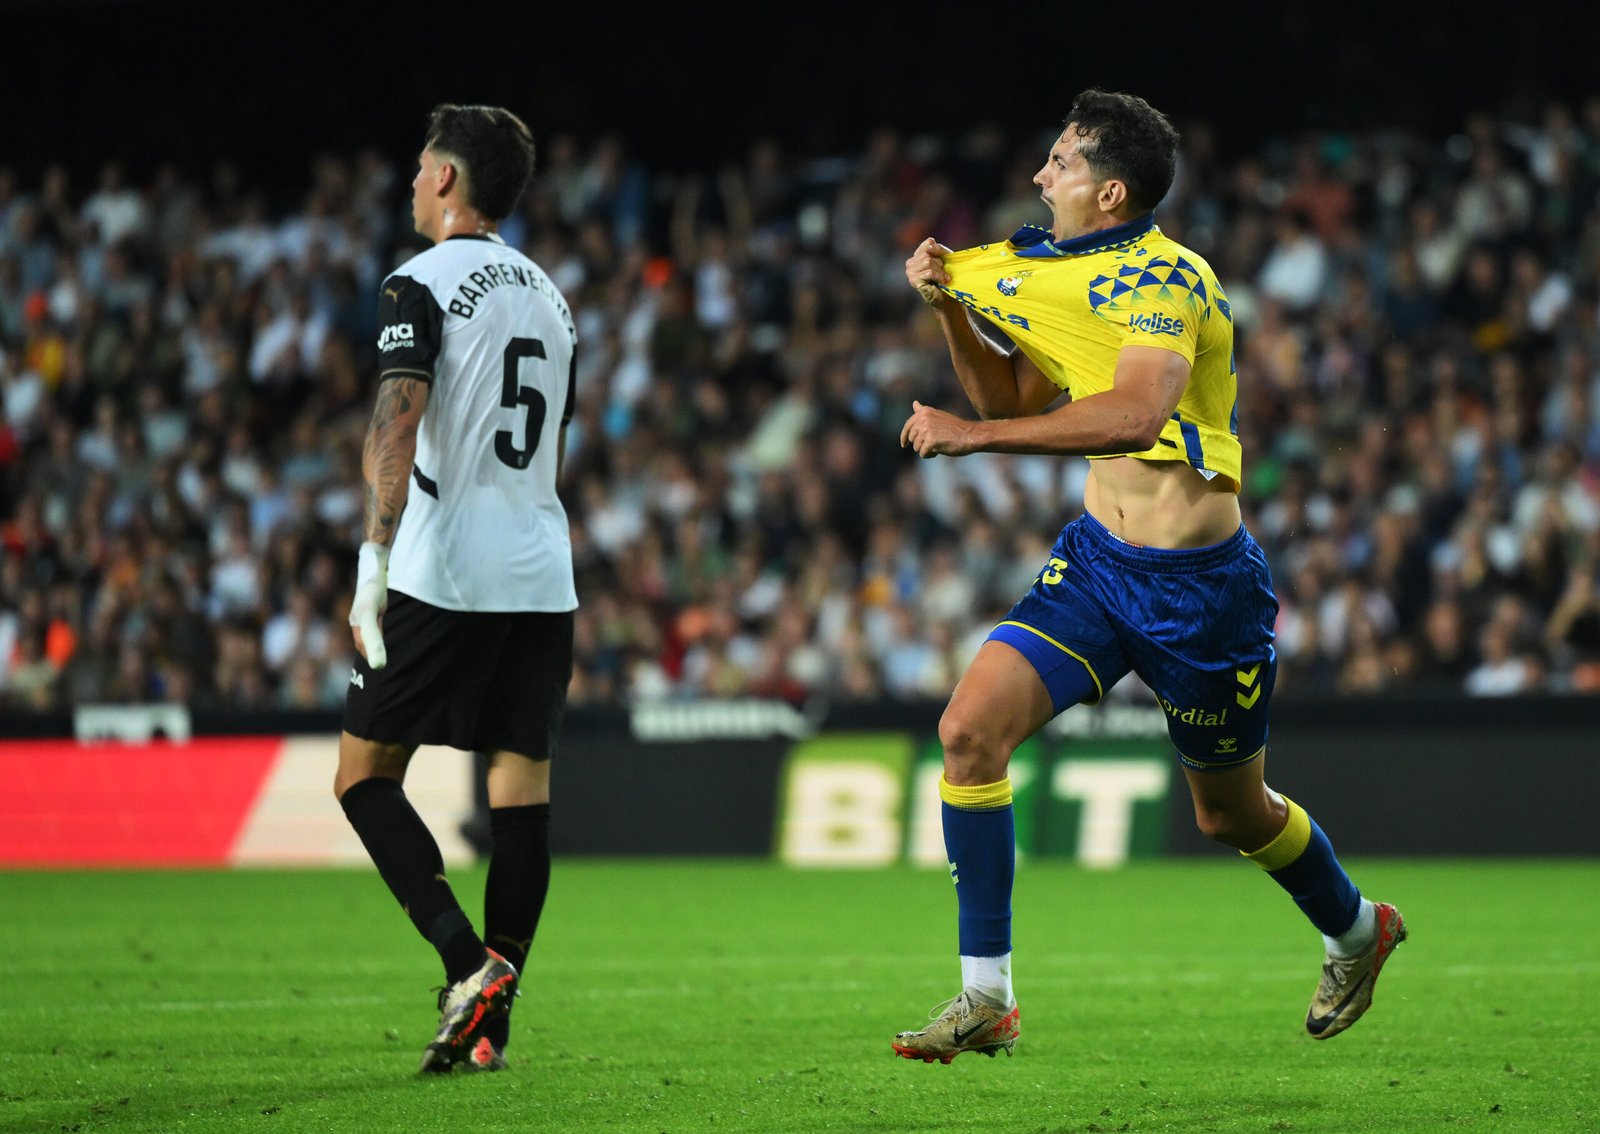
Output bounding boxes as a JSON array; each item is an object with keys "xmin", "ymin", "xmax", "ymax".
[
  {"xmin": 361, "ymin": 375, "xmax": 430, "ymax": 546},
  {"xmin": 349, "ymin": 374, "xmax": 430, "ymax": 668}
]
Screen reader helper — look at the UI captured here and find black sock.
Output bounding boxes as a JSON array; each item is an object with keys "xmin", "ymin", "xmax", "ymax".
[
  {"xmin": 481, "ymin": 803, "xmax": 551, "ymax": 1047},
  {"xmin": 340, "ymin": 777, "xmax": 486, "ymax": 984}
]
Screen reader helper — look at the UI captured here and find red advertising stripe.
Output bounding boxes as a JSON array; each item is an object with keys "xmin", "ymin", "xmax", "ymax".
[{"xmin": 0, "ymin": 738, "xmax": 283, "ymax": 866}]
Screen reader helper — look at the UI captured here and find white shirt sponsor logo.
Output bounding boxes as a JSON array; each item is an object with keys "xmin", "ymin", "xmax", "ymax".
[{"xmin": 378, "ymin": 322, "xmax": 415, "ymax": 351}]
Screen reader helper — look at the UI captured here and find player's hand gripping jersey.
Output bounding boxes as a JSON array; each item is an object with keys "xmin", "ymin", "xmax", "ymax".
[
  {"xmin": 375, "ymin": 233, "xmax": 578, "ymax": 612},
  {"xmin": 939, "ymin": 213, "xmax": 1242, "ymax": 489}
]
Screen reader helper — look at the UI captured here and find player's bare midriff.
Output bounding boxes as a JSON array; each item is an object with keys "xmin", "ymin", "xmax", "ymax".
[{"xmin": 1083, "ymin": 456, "xmax": 1242, "ymax": 550}]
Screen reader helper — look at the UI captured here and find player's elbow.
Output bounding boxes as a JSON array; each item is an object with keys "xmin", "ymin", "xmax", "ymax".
[
  {"xmin": 1133, "ymin": 424, "xmax": 1166, "ymax": 452},
  {"xmin": 1115, "ymin": 409, "xmax": 1167, "ymax": 453}
]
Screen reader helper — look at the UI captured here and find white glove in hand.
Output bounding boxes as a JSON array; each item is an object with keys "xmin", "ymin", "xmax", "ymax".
[{"xmin": 350, "ymin": 542, "xmax": 390, "ymax": 670}]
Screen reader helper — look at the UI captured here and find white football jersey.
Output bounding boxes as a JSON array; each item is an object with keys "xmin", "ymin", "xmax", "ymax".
[{"xmin": 375, "ymin": 233, "xmax": 577, "ymax": 612}]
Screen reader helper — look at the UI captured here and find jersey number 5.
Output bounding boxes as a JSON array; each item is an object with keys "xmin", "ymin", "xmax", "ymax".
[{"xmin": 497, "ymin": 337, "xmax": 550, "ymax": 469}]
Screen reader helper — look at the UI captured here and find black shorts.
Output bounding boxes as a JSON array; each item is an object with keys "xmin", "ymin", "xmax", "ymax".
[{"xmin": 343, "ymin": 591, "xmax": 574, "ymax": 758}]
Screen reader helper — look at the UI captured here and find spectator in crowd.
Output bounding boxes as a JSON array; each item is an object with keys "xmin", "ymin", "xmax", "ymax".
[{"xmin": 2, "ymin": 106, "xmax": 1600, "ymax": 712}]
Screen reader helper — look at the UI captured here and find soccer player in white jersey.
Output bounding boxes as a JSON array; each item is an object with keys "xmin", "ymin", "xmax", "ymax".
[{"xmin": 333, "ymin": 105, "xmax": 578, "ymax": 1075}]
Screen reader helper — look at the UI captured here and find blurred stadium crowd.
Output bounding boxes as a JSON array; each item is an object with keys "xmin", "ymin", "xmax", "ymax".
[{"xmin": 3, "ymin": 102, "xmax": 1600, "ymax": 713}]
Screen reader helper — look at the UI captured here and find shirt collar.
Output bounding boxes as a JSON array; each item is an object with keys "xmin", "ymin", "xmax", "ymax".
[{"xmin": 1010, "ymin": 212, "xmax": 1156, "ymax": 258}]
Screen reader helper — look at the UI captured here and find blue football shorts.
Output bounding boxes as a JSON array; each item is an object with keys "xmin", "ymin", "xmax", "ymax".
[{"xmin": 988, "ymin": 511, "xmax": 1279, "ymax": 771}]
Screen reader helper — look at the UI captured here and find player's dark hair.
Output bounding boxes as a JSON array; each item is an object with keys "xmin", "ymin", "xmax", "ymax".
[
  {"xmin": 1064, "ymin": 89, "xmax": 1180, "ymax": 214},
  {"xmin": 424, "ymin": 104, "xmax": 536, "ymax": 220}
]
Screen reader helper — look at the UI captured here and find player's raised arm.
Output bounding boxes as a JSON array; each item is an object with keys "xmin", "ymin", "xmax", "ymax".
[
  {"xmin": 907, "ymin": 237, "xmax": 1060, "ymax": 420},
  {"xmin": 902, "ymin": 345, "xmax": 1186, "ymax": 459}
]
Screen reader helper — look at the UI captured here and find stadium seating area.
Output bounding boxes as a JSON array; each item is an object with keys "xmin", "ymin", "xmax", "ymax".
[{"xmin": 3, "ymin": 104, "xmax": 1599, "ymax": 712}]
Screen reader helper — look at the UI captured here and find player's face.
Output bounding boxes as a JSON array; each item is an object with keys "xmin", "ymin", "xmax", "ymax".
[
  {"xmin": 1033, "ymin": 128, "xmax": 1113, "ymax": 239},
  {"xmin": 411, "ymin": 149, "xmax": 440, "ymax": 240}
]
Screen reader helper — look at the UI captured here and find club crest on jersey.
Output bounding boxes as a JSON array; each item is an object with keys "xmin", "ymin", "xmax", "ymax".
[
  {"xmin": 378, "ymin": 322, "xmax": 415, "ymax": 351},
  {"xmin": 997, "ymin": 272, "xmax": 1033, "ymax": 297}
]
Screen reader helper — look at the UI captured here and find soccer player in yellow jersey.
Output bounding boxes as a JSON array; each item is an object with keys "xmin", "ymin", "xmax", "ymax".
[{"xmin": 891, "ymin": 90, "xmax": 1405, "ymax": 1063}]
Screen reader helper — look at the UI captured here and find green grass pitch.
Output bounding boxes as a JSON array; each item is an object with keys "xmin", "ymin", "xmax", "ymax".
[{"xmin": 2, "ymin": 859, "xmax": 1596, "ymax": 1133}]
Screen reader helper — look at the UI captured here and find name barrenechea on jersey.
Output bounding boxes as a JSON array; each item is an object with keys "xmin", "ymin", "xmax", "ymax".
[{"xmin": 443, "ymin": 259, "xmax": 571, "ymax": 321}]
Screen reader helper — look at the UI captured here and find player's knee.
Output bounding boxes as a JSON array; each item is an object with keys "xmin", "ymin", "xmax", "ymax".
[
  {"xmin": 1192, "ymin": 801, "xmax": 1268, "ymax": 849},
  {"xmin": 1192, "ymin": 803, "xmax": 1237, "ymax": 845},
  {"xmin": 335, "ymin": 734, "xmax": 411, "ymax": 801},
  {"xmin": 332, "ymin": 761, "xmax": 379, "ymax": 802},
  {"xmin": 938, "ymin": 707, "xmax": 1011, "ymax": 785},
  {"xmin": 332, "ymin": 766, "xmax": 358, "ymax": 802},
  {"xmin": 486, "ymin": 749, "xmax": 551, "ymax": 808}
]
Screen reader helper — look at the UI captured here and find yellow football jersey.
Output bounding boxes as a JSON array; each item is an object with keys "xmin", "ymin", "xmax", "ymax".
[{"xmin": 940, "ymin": 213, "xmax": 1241, "ymax": 490}]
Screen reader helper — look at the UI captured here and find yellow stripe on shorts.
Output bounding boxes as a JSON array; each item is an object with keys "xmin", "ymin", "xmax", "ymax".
[{"xmin": 995, "ymin": 621, "xmax": 1104, "ymax": 702}]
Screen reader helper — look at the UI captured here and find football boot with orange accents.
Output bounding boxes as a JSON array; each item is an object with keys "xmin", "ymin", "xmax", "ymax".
[
  {"xmin": 463, "ymin": 1034, "xmax": 508, "ymax": 1072},
  {"xmin": 417, "ymin": 949, "xmax": 517, "ymax": 1074},
  {"xmin": 892, "ymin": 989, "xmax": 1020, "ymax": 1063},
  {"xmin": 1306, "ymin": 902, "xmax": 1407, "ymax": 1039}
]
